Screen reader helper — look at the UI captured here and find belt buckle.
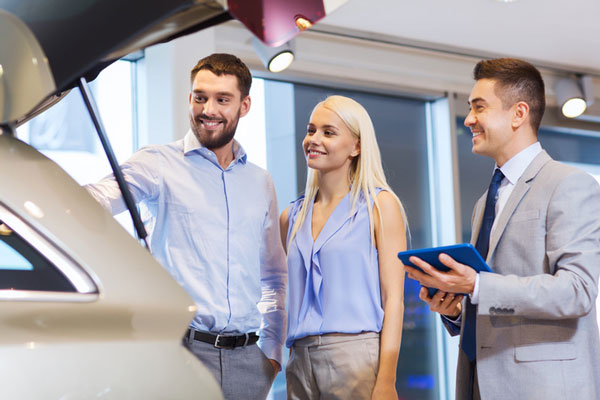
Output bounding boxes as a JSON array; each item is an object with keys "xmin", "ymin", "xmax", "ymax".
[{"xmin": 214, "ymin": 334, "xmax": 227, "ymax": 349}]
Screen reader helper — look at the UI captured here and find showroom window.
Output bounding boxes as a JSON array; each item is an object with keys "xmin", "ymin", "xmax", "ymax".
[{"xmin": 16, "ymin": 60, "xmax": 135, "ymax": 185}]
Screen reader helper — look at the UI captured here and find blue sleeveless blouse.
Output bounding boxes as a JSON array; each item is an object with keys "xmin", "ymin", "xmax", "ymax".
[{"xmin": 285, "ymin": 189, "xmax": 384, "ymax": 347}]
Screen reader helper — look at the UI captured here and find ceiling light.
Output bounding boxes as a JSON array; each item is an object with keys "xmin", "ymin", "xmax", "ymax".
[
  {"xmin": 251, "ymin": 37, "xmax": 295, "ymax": 73},
  {"xmin": 562, "ymin": 97, "xmax": 586, "ymax": 119},
  {"xmin": 295, "ymin": 17, "xmax": 313, "ymax": 31},
  {"xmin": 555, "ymin": 76, "xmax": 594, "ymax": 118}
]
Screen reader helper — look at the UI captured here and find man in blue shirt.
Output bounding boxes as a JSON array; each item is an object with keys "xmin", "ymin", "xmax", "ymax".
[{"xmin": 87, "ymin": 53, "xmax": 287, "ymax": 399}]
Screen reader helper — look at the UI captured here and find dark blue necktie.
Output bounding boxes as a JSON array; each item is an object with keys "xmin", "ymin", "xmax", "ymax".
[{"xmin": 462, "ymin": 168, "xmax": 504, "ymax": 362}]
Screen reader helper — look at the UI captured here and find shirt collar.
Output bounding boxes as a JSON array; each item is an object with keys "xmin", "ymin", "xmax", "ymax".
[
  {"xmin": 182, "ymin": 129, "xmax": 247, "ymax": 165},
  {"xmin": 497, "ymin": 142, "xmax": 542, "ymax": 185}
]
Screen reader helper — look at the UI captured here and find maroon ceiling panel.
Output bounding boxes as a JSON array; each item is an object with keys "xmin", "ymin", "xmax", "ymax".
[{"xmin": 228, "ymin": 0, "xmax": 326, "ymax": 46}]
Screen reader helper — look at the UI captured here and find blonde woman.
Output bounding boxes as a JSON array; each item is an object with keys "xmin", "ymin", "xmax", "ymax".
[{"xmin": 280, "ymin": 95, "xmax": 407, "ymax": 400}]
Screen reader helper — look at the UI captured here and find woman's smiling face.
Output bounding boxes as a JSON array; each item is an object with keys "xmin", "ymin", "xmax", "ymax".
[{"xmin": 303, "ymin": 104, "xmax": 360, "ymax": 173}]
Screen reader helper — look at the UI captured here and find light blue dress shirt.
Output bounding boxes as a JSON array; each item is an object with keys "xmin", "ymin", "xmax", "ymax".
[
  {"xmin": 86, "ymin": 130, "xmax": 287, "ymax": 363},
  {"xmin": 285, "ymin": 190, "xmax": 384, "ymax": 348}
]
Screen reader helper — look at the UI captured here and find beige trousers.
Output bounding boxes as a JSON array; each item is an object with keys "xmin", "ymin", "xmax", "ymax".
[{"xmin": 286, "ymin": 332, "xmax": 380, "ymax": 400}]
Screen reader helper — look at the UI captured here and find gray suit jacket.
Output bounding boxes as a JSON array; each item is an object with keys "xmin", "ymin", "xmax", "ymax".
[{"xmin": 450, "ymin": 151, "xmax": 600, "ymax": 399}]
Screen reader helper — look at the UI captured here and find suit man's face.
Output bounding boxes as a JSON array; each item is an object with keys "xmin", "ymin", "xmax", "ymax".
[
  {"xmin": 188, "ymin": 70, "xmax": 251, "ymax": 150},
  {"xmin": 465, "ymin": 79, "xmax": 517, "ymax": 165}
]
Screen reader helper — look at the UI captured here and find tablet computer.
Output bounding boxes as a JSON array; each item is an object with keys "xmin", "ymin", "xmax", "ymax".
[{"xmin": 398, "ymin": 243, "xmax": 492, "ymax": 297}]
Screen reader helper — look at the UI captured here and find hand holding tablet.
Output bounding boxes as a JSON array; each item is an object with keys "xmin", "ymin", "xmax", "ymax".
[{"xmin": 398, "ymin": 243, "xmax": 492, "ymax": 296}]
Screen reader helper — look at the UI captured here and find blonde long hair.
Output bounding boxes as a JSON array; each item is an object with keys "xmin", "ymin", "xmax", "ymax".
[{"xmin": 288, "ymin": 95, "xmax": 407, "ymax": 245}]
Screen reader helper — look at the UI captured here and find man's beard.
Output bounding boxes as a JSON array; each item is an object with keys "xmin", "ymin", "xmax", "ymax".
[{"xmin": 190, "ymin": 111, "xmax": 240, "ymax": 150}]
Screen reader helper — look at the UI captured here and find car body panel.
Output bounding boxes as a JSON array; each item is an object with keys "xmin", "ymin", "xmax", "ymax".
[{"xmin": 0, "ymin": 341, "xmax": 220, "ymax": 399}]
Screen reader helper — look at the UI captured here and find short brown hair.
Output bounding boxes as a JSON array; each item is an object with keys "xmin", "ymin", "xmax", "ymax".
[
  {"xmin": 190, "ymin": 53, "xmax": 252, "ymax": 97},
  {"xmin": 473, "ymin": 58, "xmax": 545, "ymax": 132}
]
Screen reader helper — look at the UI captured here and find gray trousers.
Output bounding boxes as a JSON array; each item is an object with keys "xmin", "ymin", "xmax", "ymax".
[
  {"xmin": 286, "ymin": 332, "xmax": 380, "ymax": 400},
  {"xmin": 183, "ymin": 334, "xmax": 277, "ymax": 400},
  {"xmin": 473, "ymin": 363, "xmax": 481, "ymax": 400}
]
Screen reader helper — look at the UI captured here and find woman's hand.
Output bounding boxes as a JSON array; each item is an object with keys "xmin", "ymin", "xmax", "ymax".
[{"xmin": 371, "ymin": 381, "xmax": 398, "ymax": 400}]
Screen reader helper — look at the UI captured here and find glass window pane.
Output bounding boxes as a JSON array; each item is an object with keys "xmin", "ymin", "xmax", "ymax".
[
  {"xmin": 0, "ymin": 241, "xmax": 33, "ymax": 271},
  {"xmin": 539, "ymin": 127, "xmax": 600, "ymax": 167},
  {"xmin": 16, "ymin": 60, "xmax": 134, "ymax": 185},
  {"xmin": 0, "ymin": 220, "xmax": 75, "ymax": 292}
]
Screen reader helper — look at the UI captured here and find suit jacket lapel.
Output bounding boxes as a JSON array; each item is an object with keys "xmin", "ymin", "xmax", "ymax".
[
  {"xmin": 487, "ymin": 151, "xmax": 552, "ymax": 259},
  {"xmin": 471, "ymin": 194, "xmax": 486, "ymax": 245}
]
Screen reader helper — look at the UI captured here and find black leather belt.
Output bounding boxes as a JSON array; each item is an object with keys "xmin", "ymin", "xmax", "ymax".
[{"xmin": 186, "ymin": 328, "xmax": 259, "ymax": 349}]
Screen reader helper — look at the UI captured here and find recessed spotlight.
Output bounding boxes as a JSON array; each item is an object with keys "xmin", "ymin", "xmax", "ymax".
[
  {"xmin": 561, "ymin": 98, "xmax": 587, "ymax": 118},
  {"xmin": 251, "ymin": 37, "xmax": 295, "ymax": 73},
  {"xmin": 555, "ymin": 76, "xmax": 594, "ymax": 118},
  {"xmin": 295, "ymin": 17, "xmax": 312, "ymax": 31}
]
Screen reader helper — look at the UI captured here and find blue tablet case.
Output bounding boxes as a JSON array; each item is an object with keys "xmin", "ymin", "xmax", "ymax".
[{"xmin": 398, "ymin": 243, "xmax": 492, "ymax": 297}]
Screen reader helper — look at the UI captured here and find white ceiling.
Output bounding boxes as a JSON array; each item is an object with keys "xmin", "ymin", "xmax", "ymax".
[{"xmin": 319, "ymin": 0, "xmax": 600, "ymax": 75}]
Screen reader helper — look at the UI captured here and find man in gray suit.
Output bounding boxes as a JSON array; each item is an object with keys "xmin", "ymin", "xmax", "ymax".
[{"xmin": 406, "ymin": 58, "xmax": 600, "ymax": 399}]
